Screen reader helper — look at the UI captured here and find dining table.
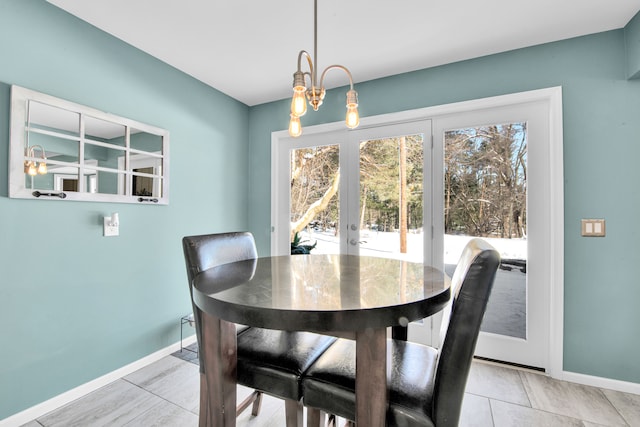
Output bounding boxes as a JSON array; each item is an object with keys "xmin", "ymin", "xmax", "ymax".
[{"xmin": 191, "ymin": 254, "xmax": 451, "ymax": 427}]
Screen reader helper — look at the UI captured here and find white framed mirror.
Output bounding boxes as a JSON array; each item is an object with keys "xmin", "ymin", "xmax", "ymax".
[{"xmin": 9, "ymin": 85, "xmax": 170, "ymax": 204}]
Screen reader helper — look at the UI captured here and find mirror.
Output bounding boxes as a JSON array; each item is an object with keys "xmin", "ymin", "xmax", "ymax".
[{"xmin": 9, "ymin": 85, "xmax": 170, "ymax": 204}]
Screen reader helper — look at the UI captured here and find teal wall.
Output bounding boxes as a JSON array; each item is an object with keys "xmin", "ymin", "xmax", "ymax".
[
  {"xmin": 0, "ymin": 0, "xmax": 249, "ymax": 419},
  {"xmin": 249, "ymin": 28, "xmax": 640, "ymax": 383}
]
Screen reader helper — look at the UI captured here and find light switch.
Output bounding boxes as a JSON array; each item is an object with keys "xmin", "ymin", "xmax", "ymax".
[{"xmin": 581, "ymin": 219, "xmax": 605, "ymax": 237}]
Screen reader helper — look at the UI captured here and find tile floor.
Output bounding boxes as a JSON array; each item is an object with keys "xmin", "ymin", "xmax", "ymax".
[{"xmin": 19, "ymin": 344, "xmax": 640, "ymax": 427}]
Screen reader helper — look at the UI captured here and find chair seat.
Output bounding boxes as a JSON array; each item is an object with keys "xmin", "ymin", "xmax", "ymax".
[
  {"xmin": 237, "ymin": 328, "xmax": 337, "ymax": 401},
  {"xmin": 302, "ymin": 338, "xmax": 439, "ymax": 427}
]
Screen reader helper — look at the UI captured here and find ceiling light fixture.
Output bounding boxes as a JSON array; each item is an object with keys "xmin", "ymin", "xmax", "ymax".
[{"xmin": 288, "ymin": 0, "xmax": 360, "ymax": 137}]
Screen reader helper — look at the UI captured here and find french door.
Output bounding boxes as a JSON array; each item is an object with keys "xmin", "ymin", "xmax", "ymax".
[
  {"xmin": 272, "ymin": 88, "xmax": 562, "ymax": 372},
  {"xmin": 432, "ymin": 100, "xmax": 552, "ymax": 369},
  {"xmin": 272, "ymin": 120, "xmax": 433, "ymax": 260}
]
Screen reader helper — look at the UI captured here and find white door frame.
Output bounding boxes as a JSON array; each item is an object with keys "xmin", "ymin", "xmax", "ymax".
[{"xmin": 271, "ymin": 87, "xmax": 564, "ymax": 378}]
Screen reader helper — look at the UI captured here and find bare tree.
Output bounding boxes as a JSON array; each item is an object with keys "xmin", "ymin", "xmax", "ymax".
[
  {"xmin": 444, "ymin": 123, "xmax": 527, "ymax": 238},
  {"xmin": 290, "ymin": 145, "xmax": 339, "ymax": 240},
  {"xmin": 399, "ymin": 136, "xmax": 408, "ymax": 253},
  {"xmin": 289, "ymin": 134, "xmax": 425, "ymax": 247},
  {"xmin": 290, "ymin": 169, "xmax": 340, "ymax": 238}
]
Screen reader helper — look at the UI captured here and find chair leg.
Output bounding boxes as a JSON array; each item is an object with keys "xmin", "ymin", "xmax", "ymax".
[
  {"xmin": 236, "ymin": 390, "xmax": 262, "ymax": 416},
  {"xmin": 284, "ymin": 399, "xmax": 303, "ymax": 427},
  {"xmin": 180, "ymin": 318, "xmax": 184, "ymax": 352},
  {"xmin": 306, "ymin": 407, "xmax": 325, "ymax": 427},
  {"xmin": 251, "ymin": 391, "xmax": 263, "ymax": 416}
]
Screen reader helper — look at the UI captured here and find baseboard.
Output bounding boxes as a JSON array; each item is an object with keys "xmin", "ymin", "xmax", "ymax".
[
  {"xmin": 476, "ymin": 358, "xmax": 640, "ymax": 396},
  {"xmin": 561, "ymin": 370, "xmax": 640, "ymax": 395},
  {"xmin": 0, "ymin": 335, "xmax": 198, "ymax": 427}
]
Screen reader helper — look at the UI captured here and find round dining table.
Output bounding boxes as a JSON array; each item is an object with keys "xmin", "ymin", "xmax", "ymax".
[{"xmin": 192, "ymin": 254, "xmax": 451, "ymax": 427}]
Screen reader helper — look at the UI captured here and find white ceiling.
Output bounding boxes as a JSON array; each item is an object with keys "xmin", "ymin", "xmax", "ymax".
[{"xmin": 47, "ymin": 0, "xmax": 640, "ymax": 106}]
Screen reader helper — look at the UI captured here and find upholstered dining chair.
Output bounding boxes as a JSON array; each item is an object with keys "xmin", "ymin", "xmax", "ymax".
[
  {"xmin": 182, "ymin": 232, "xmax": 336, "ymax": 427},
  {"xmin": 301, "ymin": 238, "xmax": 500, "ymax": 427}
]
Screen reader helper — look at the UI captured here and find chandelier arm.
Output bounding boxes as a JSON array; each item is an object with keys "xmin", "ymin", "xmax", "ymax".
[
  {"xmin": 318, "ymin": 65, "xmax": 355, "ymax": 91},
  {"xmin": 297, "ymin": 51, "xmax": 313, "ymax": 73}
]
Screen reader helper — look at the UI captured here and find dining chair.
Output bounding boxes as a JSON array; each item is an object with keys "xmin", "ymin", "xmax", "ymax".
[
  {"xmin": 182, "ymin": 231, "xmax": 336, "ymax": 426},
  {"xmin": 301, "ymin": 238, "xmax": 500, "ymax": 427}
]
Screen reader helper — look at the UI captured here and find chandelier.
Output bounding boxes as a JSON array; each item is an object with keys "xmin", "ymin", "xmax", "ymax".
[{"xmin": 288, "ymin": 0, "xmax": 360, "ymax": 137}]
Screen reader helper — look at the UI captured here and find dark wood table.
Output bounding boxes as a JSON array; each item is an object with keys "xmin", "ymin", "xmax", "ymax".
[{"xmin": 192, "ymin": 254, "xmax": 451, "ymax": 427}]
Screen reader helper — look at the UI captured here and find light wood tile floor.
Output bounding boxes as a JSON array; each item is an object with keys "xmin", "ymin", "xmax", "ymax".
[{"xmin": 20, "ymin": 347, "xmax": 640, "ymax": 427}]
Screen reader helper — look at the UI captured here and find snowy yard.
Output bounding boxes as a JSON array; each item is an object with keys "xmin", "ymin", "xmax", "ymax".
[{"xmin": 301, "ymin": 229, "xmax": 526, "ymax": 263}]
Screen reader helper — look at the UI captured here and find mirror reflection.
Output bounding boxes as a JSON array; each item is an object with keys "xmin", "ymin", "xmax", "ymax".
[{"xmin": 10, "ymin": 86, "xmax": 169, "ymax": 204}]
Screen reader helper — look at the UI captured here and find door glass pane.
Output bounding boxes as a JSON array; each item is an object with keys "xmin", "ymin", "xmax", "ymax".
[
  {"xmin": 359, "ymin": 134, "xmax": 424, "ymax": 262},
  {"xmin": 444, "ymin": 123, "xmax": 527, "ymax": 339},
  {"xmin": 290, "ymin": 144, "xmax": 340, "ymax": 254}
]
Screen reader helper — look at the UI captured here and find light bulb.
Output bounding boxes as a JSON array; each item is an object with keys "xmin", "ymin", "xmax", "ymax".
[
  {"xmin": 289, "ymin": 114, "xmax": 302, "ymax": 138},
  {"xmin": 27, "ymin": 162, "xmax": 37, "ymax": 176},
  {"xmin": 346, "ymin": 104, "xmax": 359, "ymax": 129},
  {"xmin": 291, "ymin": 86, "xmax": 307, "ymax": 117},
  {"xmin": 37, "ymin": 162, "xmax": 47, "ymax": 175},
  {"xmin": 345, "ymin": 89, "xmax": 360, "ymax": 129}
]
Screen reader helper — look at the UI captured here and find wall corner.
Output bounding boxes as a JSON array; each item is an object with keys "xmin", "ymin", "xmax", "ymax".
[{"xmin": 624, "ymin": 10, "xmax": 640, "ymax": 79}]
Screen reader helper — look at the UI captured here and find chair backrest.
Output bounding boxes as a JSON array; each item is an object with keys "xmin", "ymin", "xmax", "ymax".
[
  {"xmin": 181, "ymin": 232, "xmax": 258, "ymax": 371},
  {"xmin": 432, "ymin": 238, "xmax": 500, "ymax": 427},
  {"xmin": 183, "ymin": 231, "xmax": 258, "ymax": 287}
]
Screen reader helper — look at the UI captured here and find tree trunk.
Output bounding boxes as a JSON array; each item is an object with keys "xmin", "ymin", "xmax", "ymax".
[
  {"xmin": 360, "ymin": 185, "xmax": 367, "ymax": 230},
  {"xmin": 290, "ymin": 170, "xmax": 340, "ymax": 239},
  {"xmin": 399, "ymin": 137, "xmax": 407, "ymax": 253}
]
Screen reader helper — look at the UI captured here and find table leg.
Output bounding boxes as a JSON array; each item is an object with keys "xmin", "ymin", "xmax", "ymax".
[
  {"xmin": 199, "ymin": 373, "xmax": 209, "ymax": 427},
  {"xmin": 391, "ymin": 325, "xmax": 408, "ymax": 341},
  {"xmin": 200, "ymin": 311, "xmax": 237, "ymax": 426},
  {"xmin": 355, "ymin": 328, "xmax": 387, "ymax": 427}
]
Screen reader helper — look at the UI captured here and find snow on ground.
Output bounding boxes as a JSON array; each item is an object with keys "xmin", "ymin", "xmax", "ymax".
[
  {"xmin": 301, "ymin": 229, "xmax": 526, "ymax": 263},
  {"xmin": 444, "ymin": 234, "xmax": 526, "ymax": 262}
]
